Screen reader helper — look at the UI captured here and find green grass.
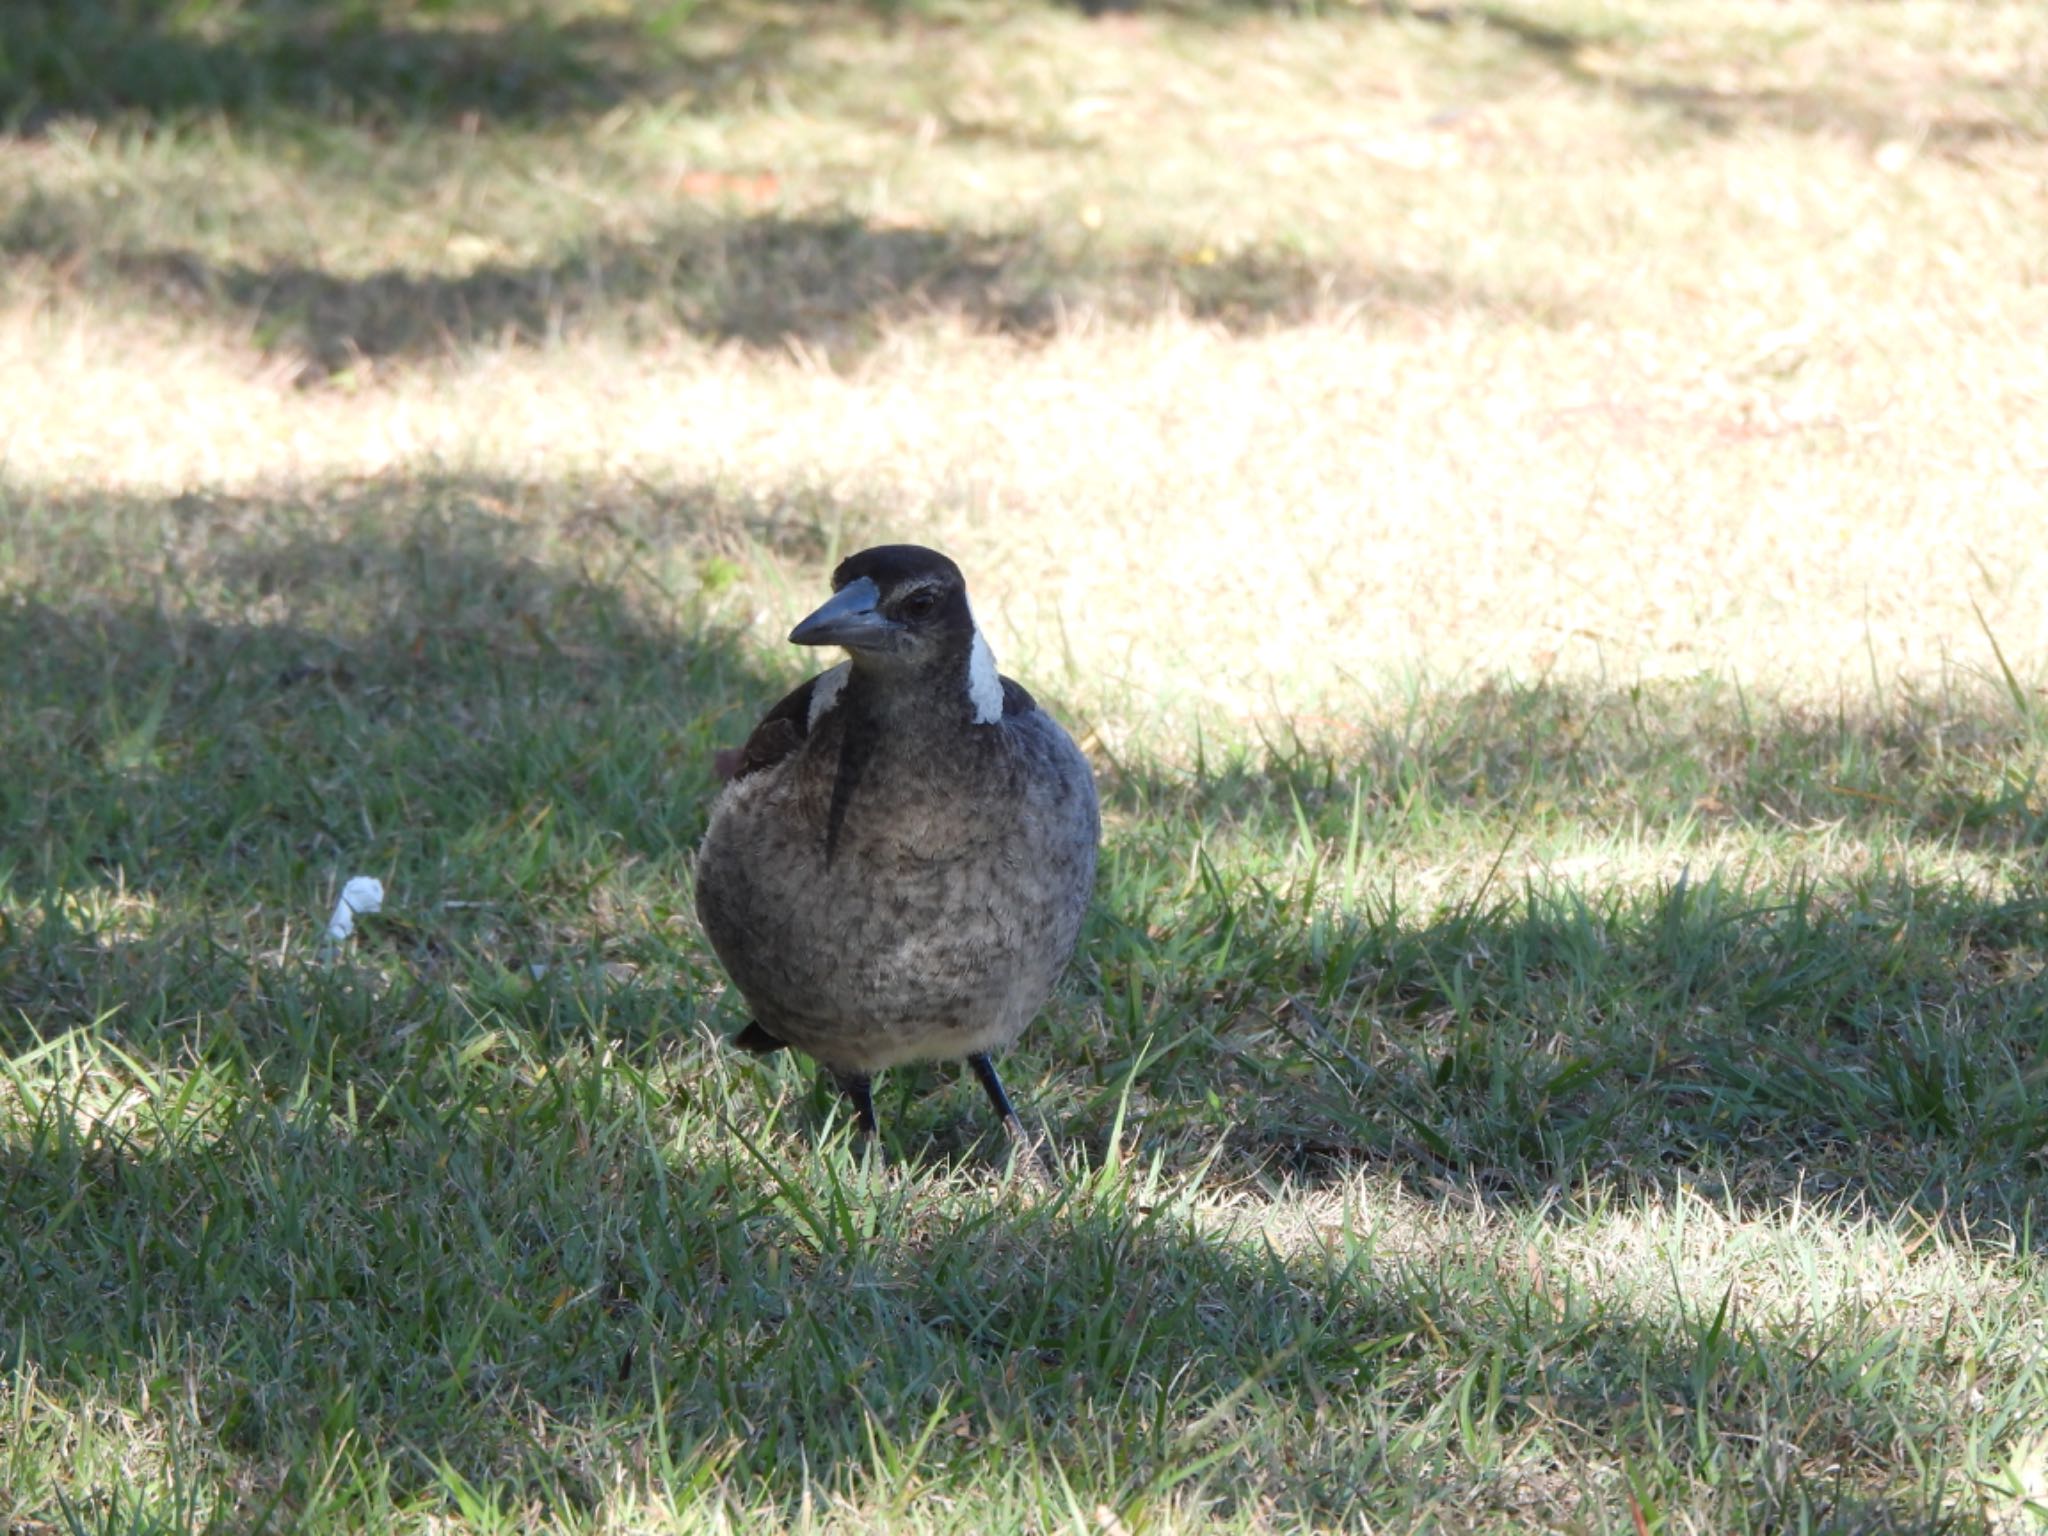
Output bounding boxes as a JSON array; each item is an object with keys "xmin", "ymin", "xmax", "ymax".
[
  {"xmin": 4, "ymin": 480, "xmax": 2046, "ymax": 1532},
  {"xmin": 4, "ymin": 0, "xmax": 2048, "ymax": 1530}
]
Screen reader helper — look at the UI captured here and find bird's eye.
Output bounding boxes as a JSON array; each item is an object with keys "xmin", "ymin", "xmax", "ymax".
[{"xmin": 901, "ymin": 591, "xmax": 939, "ymax": 619}]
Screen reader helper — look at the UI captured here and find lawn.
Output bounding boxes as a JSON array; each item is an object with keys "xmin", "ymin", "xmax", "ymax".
[{"xmin": 1, "ymin": 0, "xmax": 2046, "ymax": 1530}]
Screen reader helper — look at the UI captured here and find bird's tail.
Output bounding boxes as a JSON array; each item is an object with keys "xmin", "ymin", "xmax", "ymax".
[{"xmin": 732, "ymin": 1021, "xmax": 787, "ymax": 1055}]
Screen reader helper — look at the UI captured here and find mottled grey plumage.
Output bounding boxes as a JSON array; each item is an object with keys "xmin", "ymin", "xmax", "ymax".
[{"xmin": 694, "ymin": 545, "xmax": 1099, "ymax": 1153}]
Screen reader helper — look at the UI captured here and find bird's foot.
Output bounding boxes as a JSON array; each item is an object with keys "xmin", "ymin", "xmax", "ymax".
[
  {"xmin": 968, "ymin": 1051, "xmax": 1058, "ymax": 1186},
  {"xmin": 1001, "ymin": 1112, "xmax": 1059, "ymax": 1189},
  {"xmin": 831, "ymin": 1068, "xmax": 880, "ymax": 1144}
]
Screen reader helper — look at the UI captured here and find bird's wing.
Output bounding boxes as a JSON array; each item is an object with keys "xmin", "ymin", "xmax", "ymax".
[
  {"xmin": 999, "ymin": 676, "xmax": 1039, "ymax": 719},
  {"xmin": 731, "ymin": 671, "xmax": 832, "ymax": 782}
]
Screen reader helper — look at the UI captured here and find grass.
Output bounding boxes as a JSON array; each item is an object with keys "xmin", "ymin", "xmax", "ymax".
[{"xmin": 2, "ymin": 0, "xmax": 2047, "ymax": 1530}]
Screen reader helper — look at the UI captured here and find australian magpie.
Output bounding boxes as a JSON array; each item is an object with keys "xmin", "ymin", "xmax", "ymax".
[{"xmin": 694, "ymin": 545, "xmax": 1099, "ymax": 1162}]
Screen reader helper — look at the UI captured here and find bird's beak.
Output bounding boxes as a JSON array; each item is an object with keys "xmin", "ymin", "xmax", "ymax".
[{"xmin": 788, "ymin": 576, "xmax": 903, "ymax": 651}]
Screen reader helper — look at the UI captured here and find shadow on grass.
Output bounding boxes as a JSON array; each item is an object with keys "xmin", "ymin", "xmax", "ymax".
[
  {"xmin": 0, "ymin": 0, "xmax": 700, "ymax": 131},
  {"xmin": 0, "ymin": 0, "xmax": 1215, "ymax": 137},
  {"xmin": 8, "ymin": 0, "xmax": 2039, "ymax": 165},
  {"xmin": 4, "ymin": 206, "xmax": 1564, "ymax": 371},
  {"xmin": 0, "ymin": 471, "xmax": 835, "ymax": 1060},
  {"xmin": 0, "ymin": 1054, "xmax": 1977, "ymax": 1531},
  {"xmin": 1396, "ymin": 0, "xmax": 2045, "ymax": 155},
  {"xmin": 1091, "ymin": 682, "xmax": 2047, "ymax": 1233},
  {"xmin": 1105, "ymin": 862, "xmax": 2047, "ymax": 1201}
]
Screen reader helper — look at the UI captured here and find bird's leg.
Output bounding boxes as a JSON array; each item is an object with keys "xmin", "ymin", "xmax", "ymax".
[
  {"xmin": 968, "ymin": 1052, "xmax": 1055, "ymax": 1181},
  {"xmin": 967, "ymin": 1051, "xmax": 1021, "ymax": 1133},
  {"xmin": 831, "ymin": 1070, "xmax": 878, "ymax": 1141}
]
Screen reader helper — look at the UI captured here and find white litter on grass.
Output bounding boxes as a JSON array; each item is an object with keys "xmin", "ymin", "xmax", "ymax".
[{"xmin": 324, "ymin": 876, "xmax": 385, "ymax": 943}]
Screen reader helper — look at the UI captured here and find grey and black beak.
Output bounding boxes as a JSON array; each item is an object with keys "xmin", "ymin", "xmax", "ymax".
[{"xmin": 789, "ymin": 576, "xmax": 904, "ymax": 652}]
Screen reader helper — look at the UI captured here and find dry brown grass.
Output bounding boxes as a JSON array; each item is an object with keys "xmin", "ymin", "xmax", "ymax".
[{"xmin": 5, "ymin": 0, "xmax": 2044, "ymax": 733}]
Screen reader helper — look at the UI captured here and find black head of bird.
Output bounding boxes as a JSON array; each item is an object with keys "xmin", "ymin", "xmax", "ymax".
[
  {"xmin": 693, "ymin": 544, "xmax": 1100, "ymax": 1170},
  {"xmin": 786, "ymin": 546, "xmax": 1005, "ymax": 721}
]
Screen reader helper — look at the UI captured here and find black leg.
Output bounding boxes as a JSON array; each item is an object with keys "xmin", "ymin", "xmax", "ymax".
[
  {"xmin": 968, "ymin": 1053, "xmax": 1055, "ymax": 1180},
  {"xmin": 967, "ymin": 1052, "xmax": 1018, "ymax": 1127},
  {"xmin": 831, "ymin": 1070, "xmax": 878, "ymax": 1139}
]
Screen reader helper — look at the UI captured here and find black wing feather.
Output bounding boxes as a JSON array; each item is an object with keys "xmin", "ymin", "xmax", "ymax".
[
  {"xmin": 731, "ymin": 673, "xmax": 825, "ymax": 782},
  {"xmin": 1000, "ymin": 676, "xmax": 1038, "ymax": 719}
]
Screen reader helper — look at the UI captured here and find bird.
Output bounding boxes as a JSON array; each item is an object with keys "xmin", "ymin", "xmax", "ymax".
[{"xmin": 693, "ymin": 544, "xmax": 1100, "ymax": 1164}]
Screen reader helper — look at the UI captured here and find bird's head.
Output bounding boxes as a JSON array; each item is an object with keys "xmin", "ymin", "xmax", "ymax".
[
  {"xmin": 789, "ymin": 545, "xmax": 972, "ymax": 657},
  {"xmin": 788, "ymin": 544, "xmax": 1003, "ymax": 722}
]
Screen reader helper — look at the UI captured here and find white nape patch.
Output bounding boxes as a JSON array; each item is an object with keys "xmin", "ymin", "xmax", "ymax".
[
  {"xmin": 966, "ymin": 628, "xmax": 1003, "ymax": 725},
  {"xmin": 807, "ymin": 662, "xmax": 850, "ymax": 729}
]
